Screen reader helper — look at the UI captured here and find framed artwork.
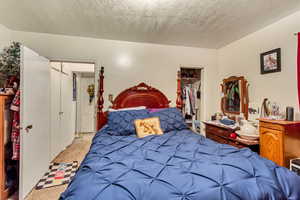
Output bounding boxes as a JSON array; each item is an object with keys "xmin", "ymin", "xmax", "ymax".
[{"xmin": 260, "ymin": 48, "xmax": 281, "ymax": 74}]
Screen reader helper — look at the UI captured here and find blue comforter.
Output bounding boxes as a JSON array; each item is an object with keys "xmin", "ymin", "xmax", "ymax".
[{"xmin": 60, "ymin": 128, "xmax": 300, "ymax": 200}]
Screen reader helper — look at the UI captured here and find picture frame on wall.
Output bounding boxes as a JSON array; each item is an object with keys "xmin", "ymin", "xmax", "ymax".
[{"xmin": 260, "ymin": 48, "xmax": 281, "ymax": 74}]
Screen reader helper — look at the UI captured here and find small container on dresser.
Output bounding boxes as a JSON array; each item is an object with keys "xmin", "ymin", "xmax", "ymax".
[{"xmin": 259, "ymin": 119, "xmax": 300, "ymax": 168}]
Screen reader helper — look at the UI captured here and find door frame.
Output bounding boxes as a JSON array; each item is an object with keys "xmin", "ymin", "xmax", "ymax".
[
  {"xmin": 179, "ymin": 66, "xmax": 205, "ymax": 134},
  {"xmin": 50, "ymin": 60, "xmax": 98, "ymax": 134}
]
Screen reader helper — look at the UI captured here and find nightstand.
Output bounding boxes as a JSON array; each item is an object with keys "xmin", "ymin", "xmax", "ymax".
[
  {"xmin": 203, "ymin": 121, "xmax": 259, "ymax": 153},
  {"xmin": 259, "ymin": 118, "xmax": 300, "ymax": 167}
]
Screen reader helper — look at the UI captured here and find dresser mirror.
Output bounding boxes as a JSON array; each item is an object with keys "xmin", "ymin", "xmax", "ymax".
[{"xmin": 221, "ymin": 76, "xmax": 249, "ymax": 120}]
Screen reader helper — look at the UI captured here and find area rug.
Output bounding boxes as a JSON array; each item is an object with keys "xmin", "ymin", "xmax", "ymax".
[{"xmin": 35, "ymin": 161, "xmax": 78, "ymax": 190}]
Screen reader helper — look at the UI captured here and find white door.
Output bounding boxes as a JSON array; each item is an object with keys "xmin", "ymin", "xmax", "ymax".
[
  {"xmin": 20, "ymin": 46, "xmax": 51, "ymax": 199},
  {"xmin": 80, "ymin": 76, "xmax": 95, "ymax": 132},
  {"xmin": 60, "ymin": 72, "xmax": 75, "ymax": 147},
  {"xmin": 50, "ymin": 68, "xmax": 62, "ymax": 159}
]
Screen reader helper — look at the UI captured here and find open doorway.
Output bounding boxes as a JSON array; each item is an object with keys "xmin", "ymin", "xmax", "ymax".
[
  {"xmin": 74, "ymin": 72, "xmax": 96, "ymax": 136},
  {"xmin": 49, "ymin": 61, "xmax": 95, "ymax": 160},
  {"xmin": 179, "ymin": 67, "xmax": 204, "ymax": 133}
]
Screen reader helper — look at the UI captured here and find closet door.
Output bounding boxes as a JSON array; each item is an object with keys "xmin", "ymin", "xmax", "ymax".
[
  {"xmin": 20, "ymin": 46, "xmax": 51, "ymax": 199},
  {"xmin": 50, "ymin": 68, "xmax": 62, "ymax": 159},
  {"xmin": 60, "ymin": 69, "xmax": 75, "ymax": 148}
]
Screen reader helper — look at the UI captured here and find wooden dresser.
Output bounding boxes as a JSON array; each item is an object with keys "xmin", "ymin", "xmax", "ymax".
[
  {"xmin": 259, "ymin": 119, "xmax": 300, "ymax": 167},
  {"xmin": 204, "ymin": 121, "xmax": 259, "ymax": 152},
  {"xmin": 0, "ymin": 95, "xmax": 12, "ymax": 200}
]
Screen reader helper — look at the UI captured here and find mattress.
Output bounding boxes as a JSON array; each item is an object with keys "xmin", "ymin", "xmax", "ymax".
[{"xmin": 60, "ymin": 127, "xmax": 300, "ymax": 200}]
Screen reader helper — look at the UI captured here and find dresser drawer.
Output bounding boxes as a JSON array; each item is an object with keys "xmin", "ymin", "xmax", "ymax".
[
  {"xmin": 260, "ymin": 121, "xmax": 284, "ymax": 131},
  {"xmin": 206, "ymin": 125, "xmax": 231, "ymax": 138},
  {"xmin": 206, "ymin": 133, "xmax": 228, "ymax": 145}
]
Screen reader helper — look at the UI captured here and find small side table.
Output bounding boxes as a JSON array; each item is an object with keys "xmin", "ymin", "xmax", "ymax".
[
  {"xmin": 259, "ymin": 118, "xmax": 300, "ymax": 167},
  {"xmin": 203, "ymin": 121, "xmax": 259, "ymax": 153}
]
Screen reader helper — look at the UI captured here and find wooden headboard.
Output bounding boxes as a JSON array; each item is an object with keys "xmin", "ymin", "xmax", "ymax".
[
  {"xmin": 96, "ymin": 67, "xmax": 182, "ymax": 130},
  {"xmin": 112, "ymin": 82, "xmax": 170, "ymax": 109}
]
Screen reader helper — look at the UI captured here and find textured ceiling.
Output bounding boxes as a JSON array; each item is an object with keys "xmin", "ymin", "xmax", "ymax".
[{"xmin": 0, "ymin": 0, "xmax": 300, "ymax": 48}]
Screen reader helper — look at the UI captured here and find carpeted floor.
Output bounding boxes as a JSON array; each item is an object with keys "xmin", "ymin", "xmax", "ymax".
[{"xmin": 24, "ymin": 133, "xmax": 95, "ymax": 200}]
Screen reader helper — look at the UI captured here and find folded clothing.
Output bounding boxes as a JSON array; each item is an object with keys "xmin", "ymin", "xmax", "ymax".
[{"xmin": 219, "ymin": 118, "xmax": 235, "ymax": 125}]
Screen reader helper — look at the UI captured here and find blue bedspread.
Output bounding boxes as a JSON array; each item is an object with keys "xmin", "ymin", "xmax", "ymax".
[{"xmin": 60, "ymin": 128, "xmax": 300, "ymax": 200}]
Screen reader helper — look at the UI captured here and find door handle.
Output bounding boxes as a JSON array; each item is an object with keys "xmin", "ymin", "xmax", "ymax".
[
  {"xmin": 25, "ymin": 125, "xmax": 33, "ymax": 133},
  {"xmin": 59, "ymin": 111, "xmax": 64, "ymax": 115}
]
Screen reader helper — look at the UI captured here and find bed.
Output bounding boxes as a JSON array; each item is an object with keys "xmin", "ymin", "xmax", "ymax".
[{"xmin": 60, "ymin": 68, "xmax": 300, "ymax": 200}]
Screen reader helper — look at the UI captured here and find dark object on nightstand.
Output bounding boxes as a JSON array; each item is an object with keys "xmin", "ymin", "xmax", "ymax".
[{"xmin": 286, "ymin": 107, "xmax": 294, "ymax": 121}]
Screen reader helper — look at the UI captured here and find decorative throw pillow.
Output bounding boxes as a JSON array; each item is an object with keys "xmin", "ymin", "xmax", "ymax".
[
  {"xmin": 148, "ymin": 108, "xmax": 164, "ymax": 113},
  {"xmin": 134, "ymin": 117, "xmax": 163, "ymax": 138},
  {"xmin": 107, "ymin": 109, "xmax": 149, "ymax": 136},
  {"xmin": 149, "ymin": 107, "xmax": 188, "ymax": 132}
]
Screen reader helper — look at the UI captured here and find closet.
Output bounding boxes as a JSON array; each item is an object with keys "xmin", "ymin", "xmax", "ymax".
[
  {"xmin": 50, "ymin": 62, "xmax": 76, "ymax": 160},
  {"xmin": 179, "ymin": 67, "xmax": 202, "ymax": 131}
]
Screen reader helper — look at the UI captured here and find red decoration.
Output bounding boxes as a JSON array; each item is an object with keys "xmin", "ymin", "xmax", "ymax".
[
  {"xmin": 298, "ymin": 33, "xmax": 300, "ymax": 109},
  {"xmin": 176, "ymin": 71, "xmax": 182, "ymax": 109},
  {"xmin": 97, "ymin": 67, "xmax": 106, "ymax": 130},
  {"xmin": 229, "ymin": 133, "xmax": 237, "ymax": 139}
]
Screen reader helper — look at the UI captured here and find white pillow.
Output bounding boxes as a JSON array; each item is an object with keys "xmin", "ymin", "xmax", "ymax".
[{"xmin": 108, "ymin": 106, "xmax": 147, "ymax": 112}]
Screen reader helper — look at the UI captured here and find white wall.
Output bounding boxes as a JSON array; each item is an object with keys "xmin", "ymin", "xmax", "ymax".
[
  {"xmin": 218, "ymin": 10, "xmax": 300, "ymax": 119},
  {"xmin": 64, "ymin": 62, "xmax": 94, "ymax": 73},
  {"xmin": 11, "ymin": 30, "xmax": 219, "ymax": 121},
  {"xmin": 0, "ymin": 24, "xmax": 12, "ymax": 49}
]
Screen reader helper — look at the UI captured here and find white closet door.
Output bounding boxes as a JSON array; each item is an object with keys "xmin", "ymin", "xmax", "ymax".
[
  {"xmin": 20, "ymin": 46, "xmax": 51, "ymax": 199},
  {"xmin": 60, "ymin": 72, "xmax": 75, "ymax": 148},
  {"xmin": 50, "ymin": 68, "xmax": 62, "ymax": 159}
]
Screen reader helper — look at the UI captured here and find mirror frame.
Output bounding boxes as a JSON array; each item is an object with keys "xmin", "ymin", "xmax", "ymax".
[{"xmin": 221, "ymin": 76, "xmax": 249, "ymax": 120}]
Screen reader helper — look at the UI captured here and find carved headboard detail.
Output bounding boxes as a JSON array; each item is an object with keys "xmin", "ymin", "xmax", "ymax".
[
  {"xmin": 96, "ymin": 67, "xmax": 173, "ymax": 130},
  {"xmin": 112, "ymin": 82, "xmax": 171, "ymax": 109}
]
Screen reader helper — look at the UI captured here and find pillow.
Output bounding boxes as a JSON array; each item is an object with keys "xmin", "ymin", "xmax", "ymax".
[
  {"xmin": 149, "ymin": 107, "xmax": 187, "ymax": 132},
  {"xmin": 148, "ymin": 108, "xmax": 164, "ymax": 113},
  {"xmin": 108, "ymin": 106, "xmax": 146, "ymax": 112},
  {"xmin": 107, "ymin": 109, "xmax": 149, "ymax": 136},
  {"xmin": 134, "ymin": 117, "xmax": 163, "ymax": 138}
]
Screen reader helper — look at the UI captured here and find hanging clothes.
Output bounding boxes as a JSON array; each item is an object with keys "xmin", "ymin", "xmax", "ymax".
[
  {"xmin": 189, "ymin": 86, "xmax": 196, "ymax": 115},
  {"xmin": 184, "ymin": 86, "xmax": 192, "ymax": 116},
  {"xmin": 11, "ymin": 89, "xmax": 20, "ymax": 160},
  {"xmin": 183, "ymin": 85, "xmax": 198, "ymax": 116}
]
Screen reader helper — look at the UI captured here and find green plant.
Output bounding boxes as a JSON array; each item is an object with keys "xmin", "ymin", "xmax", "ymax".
[{"xmin": 0, "ymin": 42, "xmax": 20, "ymax": 76}]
